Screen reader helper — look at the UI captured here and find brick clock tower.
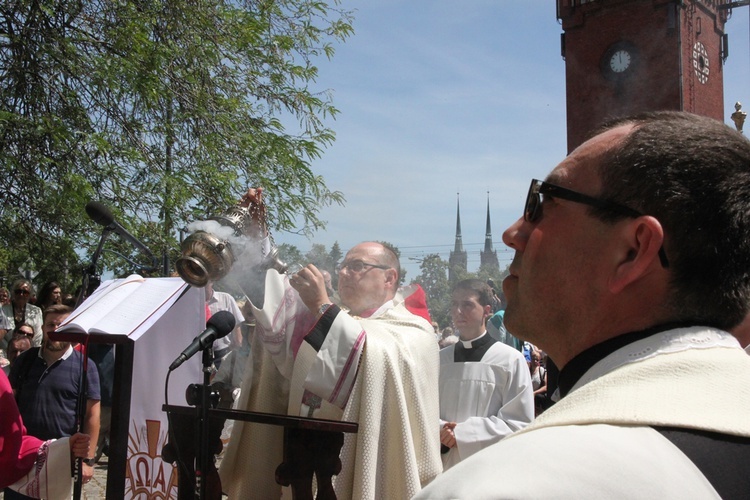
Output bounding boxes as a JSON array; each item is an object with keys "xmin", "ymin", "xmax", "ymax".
[{"xmin": 558, "ymin": 0, "xmax": 729, "ymax": 152}]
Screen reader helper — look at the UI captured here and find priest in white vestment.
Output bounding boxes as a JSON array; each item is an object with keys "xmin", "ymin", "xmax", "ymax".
[
  {"xmin": 219, "ymin": 231, "xmax": 442, "ymax": 499},
  {"xmin": 439, "ymin": 279, "xmax": 533, "ymax": 470},
  {"xmin": 416, "ymin": 113, "xmax": 750, "ymax": 497}
]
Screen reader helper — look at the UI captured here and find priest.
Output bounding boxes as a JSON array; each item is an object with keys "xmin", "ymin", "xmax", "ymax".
[
  {"xmin": 415, "ymin": 112, "xmax": 750, "ymax": 498},
  {"xmin": 219, "ymin": 189, "xmax": 442, "ymax": 499}
]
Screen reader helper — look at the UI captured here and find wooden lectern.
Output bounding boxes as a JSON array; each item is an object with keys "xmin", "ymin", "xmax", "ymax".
[{"xmin": 162, "ymin": 405, "xmax": 358, "ymax": 500}]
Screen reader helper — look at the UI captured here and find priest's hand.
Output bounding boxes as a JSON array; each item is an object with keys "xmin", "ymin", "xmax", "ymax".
[
  {"xmin": 290, "ymin": 264, "xmax": 330, "ymax": 316},
  {"xmin": 440, "ymin": 422, "xmax": 457, "ymax": 449},
  {"xmin": 238, "ymin": 187, "xmax": 268, "ymax": 239}
]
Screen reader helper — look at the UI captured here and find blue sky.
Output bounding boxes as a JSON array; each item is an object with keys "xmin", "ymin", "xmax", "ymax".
[{"xmin": 273, "ymin": 2, "xmax": 750, "ymax": 281}]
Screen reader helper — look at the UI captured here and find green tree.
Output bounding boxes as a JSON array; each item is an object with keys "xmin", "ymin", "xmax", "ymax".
[
  {"xmin": 414, "ymin": 254, "xmax": 451, "ymax": 328},
  {"xmin": 475, "ymin": 264, "xmax": 510, "ymax": 308},
  {"xmin": 0, "ymin": 0, "xmax": 353, "ymax": 292},
  {"xmin": 329, "ymin": 241, "xmax": 343, "ymax": 266},
  {"xmin": 328, "ymin": 241, "xmax": 343, "ymax": 288},
  {"xmin": 278, "ymin": 243, "xmax": 305, "ymax": 271},
  {"xmin": 305, "ymin": 243, "xmax": 334, "ymax": 271}
]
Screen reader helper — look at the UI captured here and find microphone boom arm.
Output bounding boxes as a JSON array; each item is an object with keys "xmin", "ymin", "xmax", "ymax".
[{"xmin": 76, "ymin": 225, "xmax": 112, "ymax": 308}]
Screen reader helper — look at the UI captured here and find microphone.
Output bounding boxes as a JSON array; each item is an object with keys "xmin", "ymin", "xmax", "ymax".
[
  {"xmin": 85, "ymin": 201, "xmax": 157, "ymax": 268},
  {"xmin": 169, "ymin": 311, "xmax": 236, "ymax": 371}
]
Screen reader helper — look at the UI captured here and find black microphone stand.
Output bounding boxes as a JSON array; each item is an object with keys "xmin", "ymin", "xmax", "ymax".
[{"xmin": 195, "ymin": 346, "xmax": 216, "ymax": 500}]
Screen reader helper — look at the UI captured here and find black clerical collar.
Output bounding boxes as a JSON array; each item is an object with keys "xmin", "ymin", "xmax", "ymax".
[
  {"xmin": 454, "ymin": 332, "xmax": 498, "ymax": 363},
  {"xmin": 557, "ymin": 322, "xmax": 701, "ymax": 398}
]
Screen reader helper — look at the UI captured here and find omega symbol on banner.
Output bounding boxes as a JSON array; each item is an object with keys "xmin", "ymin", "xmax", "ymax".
[{"xmin": 126, "ymin": 419, "xmax": 178, "ymax": 499}]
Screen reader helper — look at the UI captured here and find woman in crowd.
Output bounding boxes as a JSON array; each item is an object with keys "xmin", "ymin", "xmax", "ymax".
[
  {"xmin": 1, "ymin": 279, "xmax": 43, "ymax": 349},
  {"xmin": 529, "ymin": 349, "xmax": 547, "ymax": 416},
  {"xmin": 36, "ymin": 281, "xmax": 63, "ymax": 311}
]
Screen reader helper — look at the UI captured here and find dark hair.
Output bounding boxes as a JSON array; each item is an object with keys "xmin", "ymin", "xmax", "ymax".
[
  {"xmin": 37, "ymin": 281, "xmax": 62, "ymax": 308},
  {"xmin": 452, "ymin": 279, "xmax": 494, "ymax": 308},
  {"xmin": 43, "ymin": 303, "xmax": 73, "ymax": 320},
  {"xmin": 13, "ymin": 323, "xmax": 34, "ymax": 335},
  {"xmin": 594, "ymin": 111, "xmax": 750, "ymax": 329},
  {"xmin": 376, "ymin": 242, "xmax": 401, "ymax": 284}
]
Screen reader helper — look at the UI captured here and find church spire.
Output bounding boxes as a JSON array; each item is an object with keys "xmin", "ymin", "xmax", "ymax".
[
  {"xmin": 449, "ymin": 193, "xmax": 467, "ymax": 280},
  {"xmin": 480, "ymin": 192, "xmax": 499, "ymax": 269},
  {"xmin": 483, "ymin": 193, "xmax": 493, "ymax": 253},
  {"xmin": 454, "ymin": 193, "xmax": 464, "ymax": 253}
]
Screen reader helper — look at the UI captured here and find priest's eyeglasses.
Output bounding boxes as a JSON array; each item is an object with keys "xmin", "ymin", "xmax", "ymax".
[
  {"xmin": 336, "ymin": 260, "xmax": 390, "ymax": 274},
  {"xmin": 524, "ymin": 179, "xmax": 669, "ymax": 268}
]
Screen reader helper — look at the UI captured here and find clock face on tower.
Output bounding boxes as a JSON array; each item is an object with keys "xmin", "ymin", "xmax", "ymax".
[
  {"xmin": 601, "ymin": 41, "xmax": 637, "ymax": 81},
  {"xmin": 693, "ymin": 41, "xmax": 710, "ymax": 84},
  {"xmin": 610, "ymin": 49, "xmax": 632, "ymax": 73}
]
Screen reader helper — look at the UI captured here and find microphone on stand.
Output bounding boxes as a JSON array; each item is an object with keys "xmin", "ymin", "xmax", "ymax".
[
  {"xmin": 85, "ymin": 201, "xmax": 158, "ymax": 270},
  {"xmin": 169, "ymin": 311, "xmax": 236, "ymax": 371}
]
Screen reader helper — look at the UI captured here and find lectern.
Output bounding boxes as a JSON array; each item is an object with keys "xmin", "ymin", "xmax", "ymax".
[{"xmin": 51, "ymin": 277, "xmax": 206, "ymax": 499}]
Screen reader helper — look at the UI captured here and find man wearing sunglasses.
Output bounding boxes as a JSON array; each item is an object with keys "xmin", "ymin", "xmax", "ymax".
[
  {"xmin": 417, "ymin": 112, "xmax": 750, "ymax": 498},
  {"xmin": 221, "ymin": 190, "xmax": 441, "ymax": 499}
]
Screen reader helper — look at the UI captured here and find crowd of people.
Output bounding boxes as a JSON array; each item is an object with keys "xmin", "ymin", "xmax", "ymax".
[
  {"xmin": 0, "ymin": 281, "xmax": 100, "ymax": 499},
  {"xmin": 0, "ymin": 280, "xmax": 73, "ymax": 368},
  {"xmin": 2, "ymin": 111, "xmax": 750, "ymax": 499}
]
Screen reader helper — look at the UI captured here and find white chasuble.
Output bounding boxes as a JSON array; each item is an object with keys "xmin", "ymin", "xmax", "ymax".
[{"xmin": 219, "ymin": 270, "xmax": 442, "ymax": 499}]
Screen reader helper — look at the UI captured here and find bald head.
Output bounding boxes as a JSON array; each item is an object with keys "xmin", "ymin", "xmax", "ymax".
[{"xmin": 337, "ymin": 242, "xmax": 400, "ymax": 316}]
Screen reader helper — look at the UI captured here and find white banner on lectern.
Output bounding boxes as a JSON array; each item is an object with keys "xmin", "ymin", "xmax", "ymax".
[{"xmin": 125, "ymin": 284, "xmax": 204, "ymax": 499}]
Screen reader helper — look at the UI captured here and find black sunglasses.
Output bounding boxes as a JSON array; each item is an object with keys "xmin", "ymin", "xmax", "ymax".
[
  {"xmin": 524, "ymin": 179, "xmax": 669, "ymax": 268},
  {"xmin": 14, "ymin": 289, "xmax": 30, "ymax": 296}
]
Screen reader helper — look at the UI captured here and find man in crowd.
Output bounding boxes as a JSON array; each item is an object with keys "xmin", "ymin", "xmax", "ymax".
[
  {"xmin": 321, "ymin": 269, "xmax": 336, "ymax": 300},
  {"xmin": 7, "ymin": 304, "xmax": 101, "ymax": 498},
  {"xmin": 220, "ymin": 201, "xmax": 441, "ymax": 499},
  {"xmin": 205, "ymin": 281, "xmax": 244, "ymax": 369},
  {"xmin": 439, "ymin": 279, "xmax": 533, "ymax": 470},
  {"xmin": 3, "ymin": 334, "xmax": 32, "ymax": 375},
  {"xmin": 416, "ymin": 112, "xmax": 750, "ymax": 498},
  {"xmin": 1, "ymin": 371, "xmax": 92, "ymax": 498}
]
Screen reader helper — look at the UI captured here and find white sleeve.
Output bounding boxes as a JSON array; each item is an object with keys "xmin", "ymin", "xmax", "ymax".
[
  {"xmin": 454, "ymin": 352, "xmax": 535, "ymax": 460},
  {"xmin": 303, "ymin": 311, "xmax": 365, "ymax": 408},
  {"xmin": 7, "ymin": 438, "xmax": 73, "ymax": 500}
]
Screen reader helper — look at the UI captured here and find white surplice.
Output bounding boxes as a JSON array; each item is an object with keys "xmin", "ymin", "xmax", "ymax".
[{"xmin": 439, "ymin": 337, "xmax": 534, "ymax": 469}]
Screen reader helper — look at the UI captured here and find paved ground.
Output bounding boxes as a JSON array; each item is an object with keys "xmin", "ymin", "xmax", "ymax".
[{"xmin": 83, "ymin": 459, "xmax": 109, "ymax": 499}]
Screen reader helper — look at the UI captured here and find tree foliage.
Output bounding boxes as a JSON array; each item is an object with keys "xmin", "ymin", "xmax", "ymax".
[
  {"xmin": 0, "ymin": 0, "xmax": 353, "ymax": 291},
  {"xmin": 414, "ymin": 253, "xmax": 451, "ymax": 328},
  {"xmin": 415, "ymin": 253, "xmax": 510, "ymax": 328},
  {"xmin": 277, "ymin": 243, "xmax": 306, "ymax": 271}
]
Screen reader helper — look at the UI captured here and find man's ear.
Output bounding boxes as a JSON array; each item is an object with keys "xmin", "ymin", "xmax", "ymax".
[
  {"xmin": 385, "ymin": 268, "xmax": 399, "ymax": 288},
  {"xmin": 609, "ymin": 216, "xmax": 666, "ymax": 294}
]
